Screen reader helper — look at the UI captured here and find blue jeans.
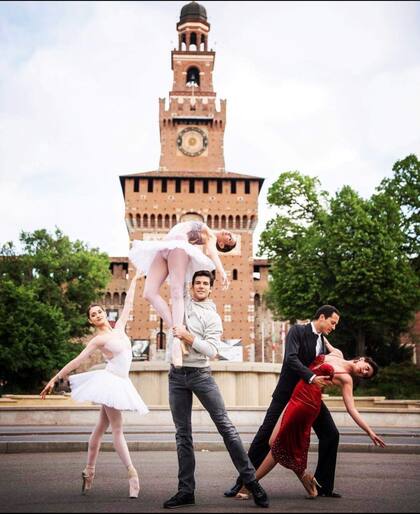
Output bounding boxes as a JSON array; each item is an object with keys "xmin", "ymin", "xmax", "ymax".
[{"xmin": 168, "ymin": 366, "xmax": 256, "ymax": 494}]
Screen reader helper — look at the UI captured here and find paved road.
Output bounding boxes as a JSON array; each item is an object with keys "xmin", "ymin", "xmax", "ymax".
[
  {"xmin": 0, "ymin": 451, "xmax": 419, "ymax": 513},
  {"xmin": 1, "ymin": 425, "xmax": 419, "ymax": 453}
]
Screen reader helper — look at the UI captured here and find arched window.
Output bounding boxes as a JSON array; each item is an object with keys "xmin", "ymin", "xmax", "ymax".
[
  {"xmin": 233, "ymin": 269, "xmax": 238, "ymax": 281},
  {"xmin": 164, "ymin": 214, "xmax": 170, "ymax": 228},
  {"xmin": 157, "ymin": 214, "xmax": 163, "ymax": 228},
  {"xmin": 143, "ymin": 214, "xmax": 148, "ymax": 228},
  {"xmin": 250, "ymin": 215, "xmax": 256, "ymax": 229},
  {"xmin": 207, "ymin": 215, "xmax": 212, "ymax": 228},
  {"xmin": 150, "ymin": 214, "xmax": 156, "ymax": 228},
  {"xmin": 228, "ymin": 215, "xmax": 234, "ymax": 229},
  {"xmin": 235, "ymin": 215, "xmax": 241, "ymax": 229},
  {"xmin": 200, "ymin": 34, "xmax": 206, "ymax": 51},
  {"xmin": 172, "ymin": 214, "xmax": 177, "ymax": 227},
  {"xmin": 105, "ymin": 292, "xmax": 112, "ymax": 306},
  {"xmin": 189, "ymin": 32, "xmax": 197, "ymax": 50},
  {"xmin": 129, "ymin": 214, "xmax": 134, "ymax": 228},
  {"xmin": 136, "ymin": 214, "xmax": 141, "ymax": 228},
  {"xmin": 121, "ymin": 292, "xmax": 126, "ymax": 305},
  {"xmin": 113, "ymin": 292, "xmax": 120, "ymax": 305},
  {"xmin": 214, "ymin": 215, "xmax": 219, "ymax": 228},
  {"xmin": 221, "ymin": 215, "xmax": 227, "ymax": 228},
  {"xmin": 186, "ymin": 66, "xmax": 200, "ymax": 86},
  {"xmin": 243, "ymin": 215, "xmax": 248, "ymax": 229},
  {"xmin": 254, "ymin": 293, "xmax": 261, "ymax": 308},
  {"xmin": 181, "ymin": 33, "xmax": 187, "ymax": 51}
]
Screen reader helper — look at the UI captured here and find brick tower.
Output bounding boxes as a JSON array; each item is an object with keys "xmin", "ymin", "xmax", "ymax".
[{"xmin": 119, "ymin": 1, "xmax": 264, "ymax": 359}]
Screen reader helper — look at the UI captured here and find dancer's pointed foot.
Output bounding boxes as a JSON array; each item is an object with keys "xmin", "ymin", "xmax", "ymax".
[
  {"xmin": 172, "ymin": 337, "xmax": 183, "ymax": 368},
  {"xmin": 81, "ymin": 465, "xmax": 95, "ymax": 494},
  {"xmin": 127, "ymin": 465, "xmax": 140, "ymax": 498}
]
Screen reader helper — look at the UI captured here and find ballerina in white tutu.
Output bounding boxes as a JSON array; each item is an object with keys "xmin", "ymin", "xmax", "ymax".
[
  {"xmin": 40, "ymin": 272, "xmax": 148, "ymax": 499},
  {"xmin": 128, "ymin": 220, "xmax": 236, "ymax": 367}
]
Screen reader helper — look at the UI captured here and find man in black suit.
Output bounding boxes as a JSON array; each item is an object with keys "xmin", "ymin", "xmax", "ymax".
[{"xmin": 225, "ymin": 305, "xmax": 342, "ymax": 498}]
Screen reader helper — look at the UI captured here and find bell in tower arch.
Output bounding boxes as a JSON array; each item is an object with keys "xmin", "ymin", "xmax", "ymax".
[{"xmin": 186, "ymin": 66, "xmax": 200, "ymax": 87}]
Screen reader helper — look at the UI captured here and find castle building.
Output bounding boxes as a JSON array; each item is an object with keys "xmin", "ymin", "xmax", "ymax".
[{"xmin": 106, "ymin": 1, "xmax": 284, "ymax": 361}]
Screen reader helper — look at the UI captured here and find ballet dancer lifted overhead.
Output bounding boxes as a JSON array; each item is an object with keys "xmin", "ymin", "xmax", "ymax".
[{"xmin": 128, "ymin": 220, "xmax": 236, "ymax": 367}]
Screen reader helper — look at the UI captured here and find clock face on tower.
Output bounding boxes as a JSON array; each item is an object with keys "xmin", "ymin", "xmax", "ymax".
[{"xmin": 176, "ymin": 127, "xmax": 208, "ymax": 157}]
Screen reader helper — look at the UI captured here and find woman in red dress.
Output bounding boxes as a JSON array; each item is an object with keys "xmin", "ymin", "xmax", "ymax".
[{"xmin": 237, "ymin": 342, "xmax": 386, "ymax": 499}]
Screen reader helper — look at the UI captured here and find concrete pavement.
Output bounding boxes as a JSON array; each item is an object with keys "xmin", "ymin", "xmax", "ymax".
[
  {"xmin": 0, "ymin": 451, "xmax": 419, "ymax": 512},
  {"xmin": 1, "ymin": 425, "xmax": 419, "ymax": 454}
]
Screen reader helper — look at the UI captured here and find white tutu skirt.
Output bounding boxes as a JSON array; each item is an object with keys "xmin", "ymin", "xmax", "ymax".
[
  {"xmin": 69, "ymin": 370, "xmax": 149, "ymax": 414},
  {"xmin": 128, "ymin": 239, "xmax": 215, "ymax": 282}
]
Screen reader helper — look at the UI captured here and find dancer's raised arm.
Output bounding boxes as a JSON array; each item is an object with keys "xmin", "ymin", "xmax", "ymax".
[
  {"xmin": 115, "ymin": 271, "xmax": 140, "ymax": 331},
  {"xmin": 334, "ymin": 374, "xmax": 385, "ymax": 447}
]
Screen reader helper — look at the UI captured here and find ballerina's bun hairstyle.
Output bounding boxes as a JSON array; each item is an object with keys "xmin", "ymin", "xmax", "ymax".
[{"xmin": 216, "ymin": 239, "xmax": 237, "ymax": 253}]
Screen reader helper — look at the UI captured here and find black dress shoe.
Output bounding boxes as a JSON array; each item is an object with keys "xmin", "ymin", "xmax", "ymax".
[
  {"xmin": 163, "ymin": 492, "xmax": 195, "ymax": 509},
  {"xmin": 245, "ymin": 480, "xmax": 269, "ymax": 508},
  {"xmin": 224, "ymin": 477, "xmax": 243, "ymax": 497},
  {"xmin": 318, "ymin": 491, "xmax": 342, "ymax": 498}
]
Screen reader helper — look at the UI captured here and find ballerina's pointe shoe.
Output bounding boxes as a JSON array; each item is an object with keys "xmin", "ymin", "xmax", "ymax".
[
  {"xmin": 81, "ymin": 465, "xmax": 95, "ymax": 494},
  {"xmin": 127, "ymin": 465, "xmax": 140, "ymax": 499},
  {"xmin": 299, "ymin": 473, "xmax": 319, "ymax": 499},
  {"xmin": 172, "ymin": 337, "xmax": 183, "ymax": 368}
]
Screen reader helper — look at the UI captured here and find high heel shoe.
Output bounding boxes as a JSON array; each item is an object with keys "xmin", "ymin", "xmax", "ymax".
[
  {"xmin": 172, "ymin": 337, "xmax": 183, "ymax": 368},
  {"xmin": 299, "ymin": 472, "xmax": 320, "ymax": 498},
  {"xmin": 81, "ymin": 465, "xmax": 95, "ymax": 494},
  {"xmin": 127, "ymin": 465, "xmax": 140, "ymax": 498}
]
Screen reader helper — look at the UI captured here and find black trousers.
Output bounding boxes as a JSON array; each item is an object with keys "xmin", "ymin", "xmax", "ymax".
[{"xmin": 247, "ymin": 394, "xmax": 339, "ymax": 494}]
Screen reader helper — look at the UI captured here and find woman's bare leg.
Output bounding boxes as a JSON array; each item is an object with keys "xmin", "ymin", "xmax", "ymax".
[
  {"xmin": 143, "ymin": 253, "xmax": 172, "ymax": 327},
  {"xmin": 255, "ymin": 451, "xmax": 277, "ymax": 481},
  {"xmin": 236, "ymin": 411, "xmax": 284, "ymax": 498}
]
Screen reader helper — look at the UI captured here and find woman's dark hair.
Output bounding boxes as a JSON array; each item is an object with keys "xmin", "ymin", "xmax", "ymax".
[
  {"xmin": 216, "ymin": 240, "xmax": 237, "ymax": 253},
  {"xmin": 314, "ymin": 305, "xmax": 340, "ymax": 320},
  {"xmin": 354, "ymin": 356, "xmax": 379, "ymax": 379},
  {"xmin": 192, "ymin": 270, "xmax": 214, "ymax": 287},
  {"xmin": 86, "ymin": 303, "xmax": 104, "ymax": 319}
]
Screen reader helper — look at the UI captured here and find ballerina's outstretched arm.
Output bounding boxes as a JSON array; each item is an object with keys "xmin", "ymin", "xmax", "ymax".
[
  {"xmin": 335, "ymin": 374, "xmax": 386, "ymax": 447},
  {"xmin": 40, "ymin": 334, "xmax": 107, "ymax": 399}
]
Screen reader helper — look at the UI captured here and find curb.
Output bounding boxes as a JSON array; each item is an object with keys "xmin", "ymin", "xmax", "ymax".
[{"xmin": 1, "ymin": 441, "xmax": 418, "ymax": 454}]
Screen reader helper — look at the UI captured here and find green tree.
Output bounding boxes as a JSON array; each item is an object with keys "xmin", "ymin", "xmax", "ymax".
[
  {"xmin": 260, "ymin": 168, "xmax": 420, "ymax": 363},
  {"xmin": 377, "ymin": 154, "xmax": 420, "ymax": 272},
  {"xmin": 0, "ymin": 228, "xmax": 111, "ymax": 392}
]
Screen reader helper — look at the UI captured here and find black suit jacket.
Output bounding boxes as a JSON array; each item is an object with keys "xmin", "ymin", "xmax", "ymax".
[{"xmin": 272, "ymin": 322, "xmax": 326, "ymax": 400}]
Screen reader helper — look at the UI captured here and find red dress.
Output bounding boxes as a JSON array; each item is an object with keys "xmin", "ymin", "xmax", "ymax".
[{"xmin": 271, "ymin": 355, "xmax": 335, "ymax": 476}]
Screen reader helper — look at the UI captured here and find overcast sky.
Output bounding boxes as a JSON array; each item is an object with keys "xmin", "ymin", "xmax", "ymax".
[{"xmin": 1, "ymin": 1, "xmax": 419, "ymax": 257}]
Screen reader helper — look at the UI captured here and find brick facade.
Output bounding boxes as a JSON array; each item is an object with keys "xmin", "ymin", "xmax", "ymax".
[{"xmin": 107, "ymin": 2, "xmax": 279, "ymax": 361}]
